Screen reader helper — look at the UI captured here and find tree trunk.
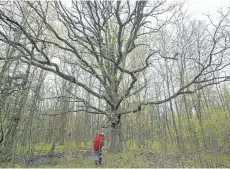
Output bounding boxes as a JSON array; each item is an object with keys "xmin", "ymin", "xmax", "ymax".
[
  {"xmin": 108, "ymin": 125, "xmax": 122, "ymax": 153},
  {"xmin": 107, "ymin": 114, "xmax": 123, "ymax": 153}
]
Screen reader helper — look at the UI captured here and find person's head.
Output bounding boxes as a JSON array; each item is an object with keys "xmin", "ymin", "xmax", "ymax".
[{"xmin": 100, "ymin": 132, "xmax": 104, "ymax": 137}]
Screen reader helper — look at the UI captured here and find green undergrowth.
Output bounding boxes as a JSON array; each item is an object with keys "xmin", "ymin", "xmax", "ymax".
[
  {"xmin": 17, "ymin": 141, "xmax": 93, "ymax": 154},
  {"xmin": 1, "ymin": 148, "xmax": 230, "ymax": 168},
  {"xmin": 2, "ymin": 138, "xmax": 230, "ymax": 168},
  {"xmin": 33, "ymin": 150, "xmax": 230, "ymax": 168}
]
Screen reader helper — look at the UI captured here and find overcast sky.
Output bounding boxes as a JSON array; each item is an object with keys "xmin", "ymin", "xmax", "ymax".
[{"xmin": 183, "ymin": 0, "xmax": 230, "ymax": 20}]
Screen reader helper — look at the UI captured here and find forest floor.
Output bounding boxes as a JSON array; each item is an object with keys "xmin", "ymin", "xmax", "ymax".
[{"xmin": 3, "ymin": 148, "xmax": 229, "ymax": 168}]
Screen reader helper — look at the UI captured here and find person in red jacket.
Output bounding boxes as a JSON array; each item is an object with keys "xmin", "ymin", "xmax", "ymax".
[{"xmin": 93, "ymin": 132, "xmax": 104, "ymax": 165}]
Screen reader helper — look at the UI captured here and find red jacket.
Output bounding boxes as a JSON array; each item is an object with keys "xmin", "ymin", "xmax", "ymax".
[{"xmin": 93, "ymin": 134, "xmax": 103, "ymax": 150}]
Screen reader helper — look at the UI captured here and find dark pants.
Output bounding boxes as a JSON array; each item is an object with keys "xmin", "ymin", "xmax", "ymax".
[{"xmin": 94, "ymin": 150, "xmax": 102, "ymax": 165}]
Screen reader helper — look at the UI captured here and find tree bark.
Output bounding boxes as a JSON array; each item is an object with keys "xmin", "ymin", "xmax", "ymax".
[{"xmin": 107, "ymin": 114, "xmax": 123, "ymax": 153}]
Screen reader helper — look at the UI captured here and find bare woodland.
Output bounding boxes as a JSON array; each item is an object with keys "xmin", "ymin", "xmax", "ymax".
[{"xmin": 0, "ymin": 0, "xmax": 230, "ymax": 167}]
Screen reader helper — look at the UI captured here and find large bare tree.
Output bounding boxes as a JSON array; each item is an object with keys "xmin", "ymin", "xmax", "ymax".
[{"xmin": 0, "ymin": 1, "xmax": 230, "ymax": 152}]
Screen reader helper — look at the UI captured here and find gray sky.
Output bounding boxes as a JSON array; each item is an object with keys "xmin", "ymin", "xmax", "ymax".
[{"xmin": 183, "ymin": 0, "xmax": 230, "ymax": 20}]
